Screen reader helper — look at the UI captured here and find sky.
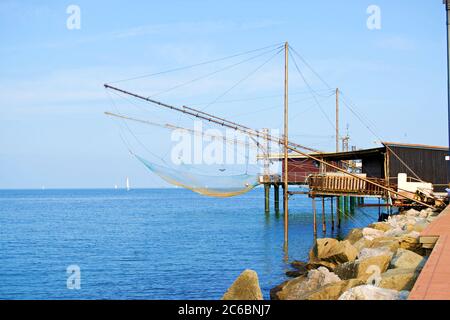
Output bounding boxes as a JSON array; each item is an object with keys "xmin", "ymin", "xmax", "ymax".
[{"xmin": 0, "ymin": 0, "xmax": 448, "ymax": 189}]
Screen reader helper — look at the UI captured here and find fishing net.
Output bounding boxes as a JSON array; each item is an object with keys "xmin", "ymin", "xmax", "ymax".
[
  {"xmin": 136, "ymin": 155, "xmax": 259, "ymax": 197},
  {"xmin": 104, "ymin": 95, "xmax": 280, "ymax": 197}
]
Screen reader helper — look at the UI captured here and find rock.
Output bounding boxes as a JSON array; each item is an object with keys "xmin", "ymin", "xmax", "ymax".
[
  {"xmin": 334, "ymin": 254, "xmax": 392, "ymax": 281},
  {"xmin": 419, "ymin": 208, "xmax": 433, "ymax": 218},
  {"xmin": 305, "ymin": 261, "xmax": 336, "ymax": 271},
  {"xmin": 345, "ymin": 228, "xmax": 364, "ymax": 244},
  {"xmin": 405, "ymin": 209, "xmax": 420, "ymax": 217},
  {"xmin": 412, "ymin": 220, "xmax": 429, "ymax": 232},
  {"xmin": 369, "ymin": 237, "xmax": 400, "ymax": 253},
  {"xmin": 358, "ymin": 247, "xmax": 392, "ymax": 260},
  {"xmin": 309, "ymin": 238, "xmax": 358, "ymax": 268},
  {"xmin": 390, "ymin": 248, "xmax": 426, "ymax": 270},
  {"xmin": 287, "ymin": 261, "xmax": 309, "ymax": 277},
  {"xmin": 368, "ymin": 222, "xmax": 392, "ymax": 232},
  {"xmin": 362, "ymin": 227, "xmax": 384, "ymax": 241},
  {"xmin": 272, "ymin": 267, "xmax": 340, "ymax": 300},
  {"xmin": 270, "ymin": 279, "xmax": 291, "ymax": 300},
  {"xmin": 286, "ymin": 269, "xmax": 308, "ymax": 278},
  {"xmin": 291, "ymin": 260, "xmax": 308, "ymax": 270},
  {"xmin": 399, "ymin": 233, "xmax": 422, "ymax": 254},
  {"xmin": 384, "ymin": 227, "xmax": 408, "ymax": 238},
  {"xmin": 353, "ymin": 238, "xmax": 373, "ymax": 253},
  {"xmin": 302, "ymin": 279, "xmax": 365, "ymax": 300},
  {"xmin": 386, "ymin": 215, "xmax": 408, "ymax": 230},
  {"xmin": 379, "ymin": 268, "xmax": 420, "ymax": 291},
  {"xmin": 338, "ymin": 285, "xmax": 409, "ymax": 300},
  {"xmin": 222, "ymin": 269, "xmax": 263, "ymax": 300}
]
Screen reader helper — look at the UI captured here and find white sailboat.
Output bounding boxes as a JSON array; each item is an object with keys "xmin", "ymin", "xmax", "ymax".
[{"xmin": 126, "ymin": 177, "xmax": 130, "ymax": 191}]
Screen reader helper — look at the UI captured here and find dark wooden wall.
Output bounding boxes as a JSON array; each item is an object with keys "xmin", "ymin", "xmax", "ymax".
[
  {"xmin": 387, "ymin": 146, "xmax": 448, "ymax": 191},
  {"xmin": 361, "ymin": 154, "xmax": 385, "ymax": 178}
]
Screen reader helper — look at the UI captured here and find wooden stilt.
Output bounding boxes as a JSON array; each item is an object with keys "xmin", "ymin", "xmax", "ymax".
[
  {"xmin": 337, "ymin": 196, "xmax": 342, "ymax": 228},
  {"xmin": 350, "ymin": 196, "xmax": 355, "ymax": 212},
  {"xmin": 312, "ymin": 197, "xmax": 317, "ymax": 236},
  {"xmin": 344, "ymin": 196, "xmax": 349, "ymax": 213},
  {"xmin": 378, "ymin": 198, "xmax": 381, "ymax": 220},
  {"xmin": 330, "ymin": 197, "xmax": 335, "ymax": 230},
  {"xmin": 322, "ymin": 197, "xmax": 326, "ymax": 233},
  {"xmin": 274, "ymin": 184, "xmax": 280, "ymax": 213},
  {"xmin": 264, "ymin": 184, "xmax": 270, "ymax": 213}
]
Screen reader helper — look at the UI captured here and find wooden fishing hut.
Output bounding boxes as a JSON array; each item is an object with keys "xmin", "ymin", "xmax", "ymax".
[{"xmin": 260, "ymin": 142, "xmax": 449, "ymax": 233}]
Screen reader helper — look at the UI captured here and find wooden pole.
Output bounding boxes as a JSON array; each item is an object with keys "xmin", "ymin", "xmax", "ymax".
[
  {"xmin": 264, "ymin": 184, "xmax": 270, "ymax": 213},
  {"xmin": 274, "ymin": 184, "xmax": 280, "ymax": 213},
  {"xmin": 330, "ymin": 197, "xmax": 335, "ymax": 230},
  {"xmin": 337, "ymin": 196, "xmax": 342, "ymax": 228},
  {"xmin": 336, "ymin": 88, "xmax": 339, "ymax": 153},
  {"xmin": 283, "ymin": 41, "xmax": 289, "ymax": 245},
  {"xmin": 312, "ymin": 197, "xmax": 317, "ymax": 236},
  {"xmin": 378, "ymin": 198, "xmax": 381, "ymax": 220},
  {"xmin": 322, "ymin": 197, "xmax": 326, "ymax": 233}
]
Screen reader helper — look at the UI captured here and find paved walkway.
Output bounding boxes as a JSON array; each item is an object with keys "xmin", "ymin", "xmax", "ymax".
[{"xmin": 409, "ymin": 205, "xmax": 450, "ymax": 300}]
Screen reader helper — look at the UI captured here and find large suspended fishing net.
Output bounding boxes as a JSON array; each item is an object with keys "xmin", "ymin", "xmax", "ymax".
[
  {"xmin": 136, "ymin": 155, "xmax": 259, "ymax": 197},
  {"xmin": 106, "ymin": 110, "xmax": 273, "ymax": 197}
]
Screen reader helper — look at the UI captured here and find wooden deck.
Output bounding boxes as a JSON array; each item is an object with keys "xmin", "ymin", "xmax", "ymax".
[
  {"xmin": 409, "ymin": 205, "xmax": 450, "ymax": 300},
  {"xmin": 308, "ymin": 173, "xmax": 388, "ymax": 197}
]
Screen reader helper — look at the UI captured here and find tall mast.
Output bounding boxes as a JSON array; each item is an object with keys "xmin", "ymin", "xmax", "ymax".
[
  {"xmin": 336, "ymin": 88, "xmax": 339, "ymax": 152},
  {"xmin": 283, "ymin": 42, "xmax": 289, "ymax": 246}
]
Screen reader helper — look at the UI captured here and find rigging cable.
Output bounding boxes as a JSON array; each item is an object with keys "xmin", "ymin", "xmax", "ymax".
[{"xmin": 108, "ymin": 42, "xmax": 284, "ymax": 84}]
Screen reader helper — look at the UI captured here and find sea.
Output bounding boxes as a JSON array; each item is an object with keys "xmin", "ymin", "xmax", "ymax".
[{"xmin": 0, "ymin": 188, "xmax": 381, "ymax": 299}]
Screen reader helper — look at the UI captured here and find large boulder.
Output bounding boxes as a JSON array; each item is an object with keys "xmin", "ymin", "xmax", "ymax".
[
  {"xmin": 309, "ymin": 238, "xmax": 358, "ymax": 268},
  {"xmin": 334, "ymin": 254, "xmax": 392, "ymax": 281},
  {"xmin": 390, "ymin": 248, "xmax": 426, "ymax": 270},
  {"xmin": 272, "ymin": 267, "xmax": 340, "ymax": 300},
  {"xmin": 286, "ymin": 260, "xmax": 309, "ymax": 277},
  {"xmin": 353, "ymin": 238, "xmax": 373, "ymax": 253},
  {"xmin": 419, "ymin": 208, "xmax": 433, "ymax": 218},
  {"xmin": 358, "ymin": 247, "xmax": 392, "ymax": 260},
  {"xmin": 369, "ymin": 237, "xmax": 400, "ymax": 253},
  {"xmin": 384, "ymin": 227, "xmax": 408, "ymax": 238},
  {"xmin": 399, "ymin": 232, "xmax": 422, "ymax": 254},
  {"xmin": 368, "ymin": 222, "xmax": 392, "ymax": 232},
  {"xmin": 405, "ymin": 209, "xmax": 420, "ymax": 217},
  {"xmin": 222, "ymin": 269, "xmax": 263, "ymax": 300},
  {"xmin": 412, "ymin": 220, "xmax": 429, "ymax": 233},
  {"xmin": 291, "ymin": 260, "xmax": 308, "ymax": 270},
  {"xmin": 338, "ymin": 285, "xmax": 409, "ymax": 300},
  {"xmin": 379, "ymin": 268, "xmax": 420, "ymax": 291},
  {"xmin": 345, "ymin": 228, "xmax": 364, "ymax": 244},
  {"xmin": 302, "ymin": 279, "xmax": 365, "ymax": 300},
  {"xmin": 362, "ymin": 227, "xmax": 384, "ymax": 241}
]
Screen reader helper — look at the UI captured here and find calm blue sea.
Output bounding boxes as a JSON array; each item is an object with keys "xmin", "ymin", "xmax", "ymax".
[{"xmin": 0, "ymin": 188, "xmax": 380, "ymax": 300}]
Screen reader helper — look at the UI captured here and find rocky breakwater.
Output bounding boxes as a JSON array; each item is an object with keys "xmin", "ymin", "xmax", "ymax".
[{"xmin": 270, "ymin": 207, "xmax": 440, "ymax": 300}]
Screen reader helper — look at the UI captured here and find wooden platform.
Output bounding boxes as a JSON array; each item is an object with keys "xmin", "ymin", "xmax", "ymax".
[{"xmin": 409, "ymin": 205, "xmax": 450, "ymax": 300}]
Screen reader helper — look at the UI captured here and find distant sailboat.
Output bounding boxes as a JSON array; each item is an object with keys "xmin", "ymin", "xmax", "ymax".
[
  {"xmin": 126, "ymin": 177, "xmax": 130, "ymax": 191},
  {"xmin": 114, "ymin": 184, "xmax": 118, "ymax": 190}
]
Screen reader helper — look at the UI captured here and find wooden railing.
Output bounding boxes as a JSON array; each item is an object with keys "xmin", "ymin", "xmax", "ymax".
[{"xmin": 308, "ymin": 173, "xmax": 390, "ymax": 196}]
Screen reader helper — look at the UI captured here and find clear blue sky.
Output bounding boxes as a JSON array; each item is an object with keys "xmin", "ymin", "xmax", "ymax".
[{"xmin": 0, "ymin": 0, "xmax": 448, "ymax": 189}]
